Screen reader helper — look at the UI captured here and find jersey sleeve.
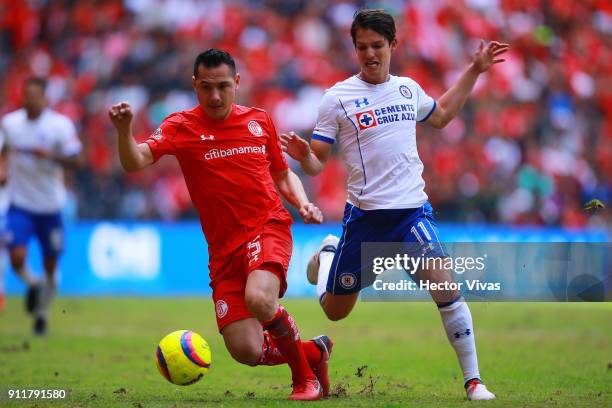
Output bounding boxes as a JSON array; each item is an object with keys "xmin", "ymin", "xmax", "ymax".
[
  {"xmin": 312, "ymin": 90, "xmax": 340, "ymax": 144},
  {"xmin": 415, "ymin": 81, "xmax": 437, "ymax": 122},
  {"xmin": 264, "ymin": 113, "xmax": 289, "ymax": 172},
  {"xmin": 57, "ymin": 116, "xmax": 82, "ymax": 156},
  {"xmin": 144, "ymin": 114, "xmax": 181, "ymax": 162}
]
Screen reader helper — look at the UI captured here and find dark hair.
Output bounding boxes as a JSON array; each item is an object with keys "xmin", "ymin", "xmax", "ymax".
[
  {"xmin": 350, "ymin": 9, "xmax": 396, "ymax": 45},
  {"xmin": 25, "ymin": 77, "xmax": 47, "ymax": 92},
  {"xmin": 193, "ymin": 48, "xmax": 236, "ymax": 77}
]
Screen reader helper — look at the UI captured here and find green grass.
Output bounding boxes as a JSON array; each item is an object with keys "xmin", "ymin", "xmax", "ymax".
[{"xmin": 0, "ymin": 298, "xmax": 610, "ymax": 407}]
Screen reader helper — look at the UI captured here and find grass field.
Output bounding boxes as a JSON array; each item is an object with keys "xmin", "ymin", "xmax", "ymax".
[{"xmin": 0, "ymin": 298, "xmax": 610, "ymax": 407}]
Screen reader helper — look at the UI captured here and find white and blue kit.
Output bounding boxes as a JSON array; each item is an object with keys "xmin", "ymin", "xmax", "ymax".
[
  {"xmin": 0, "ymin": 108, "xmax": 81, "ymax": 259},
  {"xmin": 312, "ymin": 75, "xmax": 445, "ymax": 294}
]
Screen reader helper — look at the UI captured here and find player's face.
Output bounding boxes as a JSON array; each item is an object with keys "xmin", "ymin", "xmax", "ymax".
[
  {"xmin": 192, "ymin": 64, "xmax": 240, "ymax": 121},
  {"xmin": 354, "ymin": 28, "xmax": 397, "ymax": 84},
  {"xmin": 23, "ymin": 83, "xmax": 47, "ymax": 116}
]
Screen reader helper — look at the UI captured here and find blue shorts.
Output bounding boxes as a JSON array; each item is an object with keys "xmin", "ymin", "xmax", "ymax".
[
  {"xmin": 6, "ymin": 205, "xmax": 64, "ymax": 258},
  {"xmin": 327, "ymin": 202, "xmax": 446, "ymax": 295}
]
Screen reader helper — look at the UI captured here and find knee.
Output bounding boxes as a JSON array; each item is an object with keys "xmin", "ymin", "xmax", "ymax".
[
  {"xmin": 244, "ymin": 288, "xmax": 278, "ymax": 321},
  {"xmin": 324, "ymin": 308, "xmax": 349, "ymax": 322},
  {"xmin": 227, "ymin": 341, "xmax": 261, "ymax": 366}
]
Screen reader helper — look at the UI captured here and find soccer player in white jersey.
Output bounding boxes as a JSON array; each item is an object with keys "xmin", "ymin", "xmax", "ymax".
[
  {"xmin": 0, "ymin": 78, "xmax": 83, "ymax": 335},
  {"xmin": 281, "ymin": 9, "xmax": 508, "ymax": 401},
  {"xmin": 0, "ymin": 137, "xmax": 8, "ymax": 313}
]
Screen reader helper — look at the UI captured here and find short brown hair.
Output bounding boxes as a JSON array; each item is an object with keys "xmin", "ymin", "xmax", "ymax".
[{"xmin": 350, "ymin": 9, "xmax": 396, "ymax": 45}]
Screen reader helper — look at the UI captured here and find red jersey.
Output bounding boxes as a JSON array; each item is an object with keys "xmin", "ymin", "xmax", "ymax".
[{"xmin": 145, "ymin": 104, "xmax": 292, "ymax": 264}]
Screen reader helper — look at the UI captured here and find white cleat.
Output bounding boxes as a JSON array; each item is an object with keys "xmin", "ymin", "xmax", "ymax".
[
  {"xmin": 466, "ymin": 381, "xmax": 496, "ymax": 401},
  {"xmin": 306, "ymin": 234, "xmax": 340, "ymax": 284}
]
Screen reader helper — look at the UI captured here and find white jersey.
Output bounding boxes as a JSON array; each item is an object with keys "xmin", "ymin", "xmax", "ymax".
[
  {"xmin": 312, "ymin": 75, "xmax": 436, "ymax": 210},
  {"xmin": 0, "ymin": 108, "xmax": 81, "ymax": 213}
]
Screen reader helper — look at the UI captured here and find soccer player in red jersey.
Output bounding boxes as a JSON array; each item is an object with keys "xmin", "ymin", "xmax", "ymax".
[{"xmin": 108, "ymin": 49, "xmax": 332, "ymax": 401}]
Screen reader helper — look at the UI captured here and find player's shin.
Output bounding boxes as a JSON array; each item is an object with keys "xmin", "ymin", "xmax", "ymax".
[
  {"xmin": 35, "ymin": 274, "xmax": 56, "ymax": 319},
  {"xmin": 261, "ymin": 305, "xmax": 316, "ymax": 383},
  {"xmin": 437, "ymin": 297, "xmax": 481, "ymax": 383},
  {"xmin": 14, "ymin": 264, "xmax": 37, "ymax": 286}
]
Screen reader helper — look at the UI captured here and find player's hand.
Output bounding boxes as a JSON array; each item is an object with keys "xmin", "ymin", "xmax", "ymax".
[
  {"xmin": 280, "ymin": 131, "xmax": 311, "ymax": 161},
  {"xmin": 471, "ymin": 40, "xmax": 509, "ymax": 73},
  {"xmin": 108, "ymin": 102, "xmax": 134, "ymax": 132},
  {"xmin": 299, "ymin": 203, "xmax": 323, "ymax": 224}
]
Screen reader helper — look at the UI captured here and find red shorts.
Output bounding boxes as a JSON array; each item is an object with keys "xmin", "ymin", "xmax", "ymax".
[{"xmin": 209, "ymin": 221, "xmax": 292, "ymax": 332}]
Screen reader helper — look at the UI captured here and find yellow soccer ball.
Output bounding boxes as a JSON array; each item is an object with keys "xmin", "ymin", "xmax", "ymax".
[{"xmin": 156, "ymin": 330, "xmax": 212, "ymax": 385}]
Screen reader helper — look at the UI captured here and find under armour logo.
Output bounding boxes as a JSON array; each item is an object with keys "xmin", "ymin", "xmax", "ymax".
[
  {"xmin": 200, "ymin": 134, "xmax": 215, "ymax": 141},
  {"xmin": 355, "ymin": 98, "xmax": 369, "ymax": 108},
  {"xmin": 454, "ymin": 329, "xmax": 471, "ymax": 339}
]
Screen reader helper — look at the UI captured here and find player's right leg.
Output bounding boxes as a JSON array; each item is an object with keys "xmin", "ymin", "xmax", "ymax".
[
  {"xmin": 212, "ymin": 267, "xmax": 322, "ymax": 400},
  {"xmin": 244, "ymin": 268, "xmax": 322, "ymax": 400},
  {"xmin": 6, "ymin": 205, "xmax": 40, "ymax": 314}
]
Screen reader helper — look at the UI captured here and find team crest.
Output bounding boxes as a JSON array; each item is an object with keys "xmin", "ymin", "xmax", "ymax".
[
  {"xmin": 216, "ymin": 300, "xmax": 228, "ymax": 318},
  {"xmin": 338, "ymin": 273, "xmax": 357, "ymax": 290},
  {"xmin": 399, "ymin": 85, "xmax": 412, "ymax": 99},
  {"xmin": 151, "ymin": 127, "xmax": 163, "ymax": 141},
  {"xmin": 247, "ymin": 121, "xmax": 263, "ymax": 137},
  {"xmin": 356, "ymin": 110, "xmax": 377, "ymax": 130}
]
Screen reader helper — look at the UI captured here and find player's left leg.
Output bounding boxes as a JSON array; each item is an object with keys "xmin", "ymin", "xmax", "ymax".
[
  {"xmin": 32, "ymin": 212, "xmax": 64, "ymax": 336},
  {"xmin": 410, "ymin": 203, "xmax": 495, "ymax": 400}
]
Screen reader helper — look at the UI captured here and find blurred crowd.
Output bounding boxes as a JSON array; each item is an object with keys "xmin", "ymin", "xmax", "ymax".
[{"xmin": 1, "ymin": 0, "xmax": 610, "ymax": 227}]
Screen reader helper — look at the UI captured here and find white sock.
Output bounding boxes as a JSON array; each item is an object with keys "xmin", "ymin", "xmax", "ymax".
[
  {"xmin": 316, "ymin": 251, "xmax": 334, "ymax": 300},
  {"xmin": 14, "ymin": 264, "xmax": 37, "ymax": 286},
  {"xmin": 438, "ymin": 298, "xmax": 480, "ymax": 383},
  {"xmin": 35, "ymin": 275, "xmax": 56, "ymax": 319}
]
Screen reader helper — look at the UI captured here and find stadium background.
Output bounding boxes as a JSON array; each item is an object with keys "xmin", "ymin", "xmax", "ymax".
[
  {"xmin": 1, "ymin": 0, "xmax": 609, "ymax": 296},
  {"xmin": 0, "ymin": 1, "xmax": 610, "ymax": 407}
]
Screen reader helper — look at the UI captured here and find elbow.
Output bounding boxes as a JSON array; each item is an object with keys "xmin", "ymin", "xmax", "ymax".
[{"xmin": 120, "ymin": 160, "xmax": 142, "ymax": 172}]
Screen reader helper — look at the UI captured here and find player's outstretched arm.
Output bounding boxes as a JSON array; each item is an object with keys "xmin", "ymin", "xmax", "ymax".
[
  {"xmin": 426, "ymin": 40, "xmax": 509, "ymax": 129},
  {"xmin": 279, "ymin": 131, "xmax": 332, "ymax": 176},
  {"xmin": 271, "ymin": 168, "xmax": 323, "ymax": 224},
  {"xmin": 108, "ymin": 102, "xmax": 154, "ymax": 172}
]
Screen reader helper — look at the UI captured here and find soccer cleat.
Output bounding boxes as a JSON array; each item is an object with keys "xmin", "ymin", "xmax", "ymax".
[
  {"xmin": 311, "ymin": 335, "xmax": 334, "ymax": 397},
  {"xmin": 25, "ymin": 283, "xmax": 41, "ymax": 314},
  {"xmin": 288, "ymin": 378, "xmax": 322, "ymax": 401},
  {"xmin": 0, "ymin": 292, "xmax": 5, "ymax": 313},
  {"xmin": 306, "ymin": 234, "xmax": 340, "ymax": 285},
  {"xmin": 465, "ymin": 378, "xmax": 496, "ymax": 401},
  {"xmin": 33, "ymin": 316, "xmax": 47, "ymax": 336}
]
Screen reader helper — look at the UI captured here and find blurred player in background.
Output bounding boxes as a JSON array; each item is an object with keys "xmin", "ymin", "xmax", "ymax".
[
  {"xmin": 0, "ymin": 136, "xmax": 8, "ymax": 313},
  {"xmin": 0, "ymin": 77, "xmax": 83, "ymax": 334},
  {"xmin": 109, "ymin": 49, "xmax": 332, "ymax": 401},
  {"xmin": 282, "ymin": 9, "xmax": 509, "ymax": 401}
]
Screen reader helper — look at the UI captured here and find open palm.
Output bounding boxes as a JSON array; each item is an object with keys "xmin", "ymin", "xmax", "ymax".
[{"xmin": 472, "ymin": 40, "xmax": 510, "ymax": 73}]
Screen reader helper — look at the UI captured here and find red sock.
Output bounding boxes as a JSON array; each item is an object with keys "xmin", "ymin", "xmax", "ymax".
[
  {"xmin": 261, "ymin": 305, "xmax": 315, "ymax": 383},
  {"xmin": 258, "ymin": 332, "xmax": 322, "ymax": 367}
]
